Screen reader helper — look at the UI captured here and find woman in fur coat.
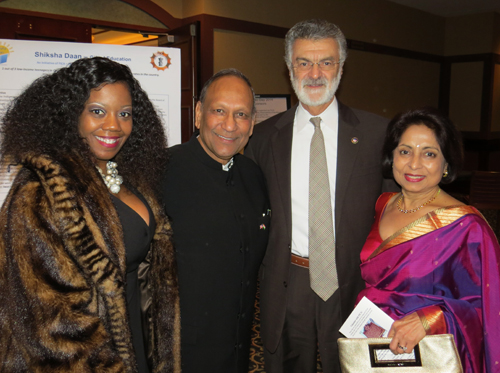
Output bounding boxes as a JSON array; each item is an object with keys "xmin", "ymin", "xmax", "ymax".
[{"xmin": 0, "ymin": 57, "xmax": 180, "ymax": 373}]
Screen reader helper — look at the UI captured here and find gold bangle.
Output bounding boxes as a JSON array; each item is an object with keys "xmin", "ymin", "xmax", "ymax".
[{"xmin": 416, "ymin": 309, "xmax": 431, "ymax": 334}]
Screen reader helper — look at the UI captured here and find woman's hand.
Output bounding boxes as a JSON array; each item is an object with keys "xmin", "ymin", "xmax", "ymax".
[{"xmin": 388, "ymin": 312, "xmax": 426, "ymax": 354}]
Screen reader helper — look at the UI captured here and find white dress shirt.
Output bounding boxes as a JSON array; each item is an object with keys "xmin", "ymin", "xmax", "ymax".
[{"xmin": 290, "ymin": 99, "xmax": 338, "ymax": 257}]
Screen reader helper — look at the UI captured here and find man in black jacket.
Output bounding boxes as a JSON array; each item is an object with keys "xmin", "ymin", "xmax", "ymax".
[{"xmin": 162, "ymin": 69, "xmax": 270, "ymax": 373}]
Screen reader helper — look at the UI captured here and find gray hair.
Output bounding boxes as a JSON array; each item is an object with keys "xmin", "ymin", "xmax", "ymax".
[
  {"xmin": 198, "ymin": 68, "xmax": 256, "ymax": 116},
  {"xmin": 284, "ymin": 19, "xmax": 348, "ymax": 69}
]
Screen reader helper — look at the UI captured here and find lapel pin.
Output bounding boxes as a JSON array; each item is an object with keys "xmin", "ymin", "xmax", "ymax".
[
  {"xmin": 260, "ymin": 224, "xmax": 267, "ymax": 230},
  {"xmin": 351, "ymin": 137, "xmax": 359, "ymax": 144}
]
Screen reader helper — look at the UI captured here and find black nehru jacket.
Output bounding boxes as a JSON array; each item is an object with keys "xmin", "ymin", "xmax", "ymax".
[{"xmin": 162, "ymin": 134, "xmax": 270, "ymax": 373}]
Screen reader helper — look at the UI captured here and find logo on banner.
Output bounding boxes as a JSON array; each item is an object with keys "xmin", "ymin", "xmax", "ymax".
[
  {"xmin": 0, "ymin": 42, "xmax": 14, "ymax": 64},
  {"xmin": 150, "ymin": 51, "xmax": 171, "ymax": 71}
]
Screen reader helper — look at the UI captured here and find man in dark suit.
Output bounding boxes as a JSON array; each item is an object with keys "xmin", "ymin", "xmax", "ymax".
[{"xmin": 245, "ymin": 19, "xmax": 396, "ymax": 373}]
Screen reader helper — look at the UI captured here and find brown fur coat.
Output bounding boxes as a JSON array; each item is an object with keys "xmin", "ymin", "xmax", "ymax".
[{"xmin": 0, "ymin": 153, "xmax": 180, "ymax": 372}]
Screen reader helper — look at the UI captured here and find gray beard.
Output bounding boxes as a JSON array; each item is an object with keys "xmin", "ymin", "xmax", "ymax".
[{"xmin": 291, "ymin": 71, "xmax": 341, "ymax": 107}]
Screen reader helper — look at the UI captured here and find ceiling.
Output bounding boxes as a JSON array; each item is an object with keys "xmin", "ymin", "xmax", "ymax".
[{"xmin": 387, "ymin": 0, "xmax": 500, "ymax": 17}]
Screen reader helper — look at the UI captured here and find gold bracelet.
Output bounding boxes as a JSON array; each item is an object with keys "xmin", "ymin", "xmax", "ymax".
[{"xmin": 416, "ymin": 309, "xmax": 431, "ymax": 334}]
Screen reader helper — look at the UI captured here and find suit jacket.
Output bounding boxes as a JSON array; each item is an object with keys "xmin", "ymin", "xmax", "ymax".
[{"xmin": 245, "ymin": 101, "xmax": 395, "ymax": 353}]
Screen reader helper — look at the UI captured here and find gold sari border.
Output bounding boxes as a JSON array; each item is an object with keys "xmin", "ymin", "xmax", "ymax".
[{"xmin": 368, "ymin": 205, "xmax": 479, "ymax": 260}]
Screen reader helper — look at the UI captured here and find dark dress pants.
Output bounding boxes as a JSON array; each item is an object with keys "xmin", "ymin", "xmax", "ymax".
[{"xmin": 264, "ymin": 263, "xmax": 342, "ymax": 373}]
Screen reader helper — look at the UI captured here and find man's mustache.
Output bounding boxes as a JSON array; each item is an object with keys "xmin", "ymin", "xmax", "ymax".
[{"xmin": 301, "ymin": 77, "xmax": 328, "ymax": 87}]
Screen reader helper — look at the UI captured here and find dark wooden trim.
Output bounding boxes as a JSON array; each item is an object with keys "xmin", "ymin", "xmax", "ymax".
[
  {"xmin": 440, "ymin": 53, "xmax": 500, "ymax": 137},
  {"xmin": 181, "ymin": 14, "xmax": 289, "ymax": 85},
  {"xmin": 481, "ymin": 55, "xmax": 495, "ymax": 134},
  {"xmin": 439, "ymin": 53, "xmax": 500, "ymax": 136},
  {"xmin": 462, "ymin": 134, "xmax": 500, "ymax": 171},
  {"xmin": 119, "ymin": 0, "xmax": 181, "ymax": 29},
  {"xmin": 190, "ymin": 14, "xmax": 289, "ymax": 39},
  {"xmin": 181, "ymin": 13, "xmax": 446, "ymax": 87},
  {"xmin": 0, "ymin": 11, "xmax": 92, "ymax": 42},
  {"xmin": 182, "ymin": 15, "xmax": 212, "ymax": 87},
  {"xmin": 177, "ymin": 13, "xmax": 498, "ymax": 170},
  {"xmin": 347, "ymin": 40, "xmax": 442, "ymax": 63},
  {"xmin": 462, "ymin": 131, "xmax": 500, "ymax": 140},
  {"xmin": 439, "ymin": 60, "xmax": 451, "ymax": 115},
  {"xmin": 0, "ymin": 6, "xmax": 170, "ymax": 34},
  {"xmin": 184, "ymin": 12, "xmax": 447, "ymax": 68},
  {"xmin": 445, "ymin": 53, "xmax": 493, "ymax": 63}
]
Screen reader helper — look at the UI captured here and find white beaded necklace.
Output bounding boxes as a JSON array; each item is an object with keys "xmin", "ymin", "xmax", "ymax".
[{"xmin": 97, "ymin": 161, "xmax": 123, "ymax": 194}]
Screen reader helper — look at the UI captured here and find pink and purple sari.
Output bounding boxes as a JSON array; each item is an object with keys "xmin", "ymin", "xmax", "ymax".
[{"xmin": 357, "ymin": 193, "xmax": 500, "ymax": 373}]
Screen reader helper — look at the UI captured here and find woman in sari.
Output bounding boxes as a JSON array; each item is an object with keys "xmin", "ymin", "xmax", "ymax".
[{"xmin": 357, "ymin": 107, "xmax": 500, "ymax": 373}]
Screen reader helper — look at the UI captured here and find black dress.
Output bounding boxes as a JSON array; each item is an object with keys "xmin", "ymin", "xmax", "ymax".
[{"xmin": 111, "ymin": 193, "xmax": 156, "ymax": 373}]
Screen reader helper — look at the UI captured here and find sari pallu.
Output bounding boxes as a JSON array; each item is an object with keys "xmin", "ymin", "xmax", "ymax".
[{"xmin": 357, "ymin": 193, "xmax": 500, "ymax": 373}]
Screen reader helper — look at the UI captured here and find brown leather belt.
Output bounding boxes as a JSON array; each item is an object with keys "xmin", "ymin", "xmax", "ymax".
[{"xmin": 291, "ymin": 254, "xmax": 309, "ymax": 268}]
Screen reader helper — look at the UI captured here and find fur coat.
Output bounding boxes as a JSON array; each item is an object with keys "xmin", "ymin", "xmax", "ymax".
[{"xmin": 0, "ymin": 152, "xmax": 181, "ymax": 373}]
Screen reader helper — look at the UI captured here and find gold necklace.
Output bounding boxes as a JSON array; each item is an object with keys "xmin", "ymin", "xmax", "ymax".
[{"xmin": 397, "ymin": 189, "xmax": 441, "ymax": 214}]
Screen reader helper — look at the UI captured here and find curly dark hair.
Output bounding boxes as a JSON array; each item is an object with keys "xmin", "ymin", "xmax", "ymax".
[
  {"xmin": 381, "ymin": 107, "xmax": 463, "ymax": 184},
  {"xmin": 1, "ymin": 57, "xmax": 168, "ymax": 196}
]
